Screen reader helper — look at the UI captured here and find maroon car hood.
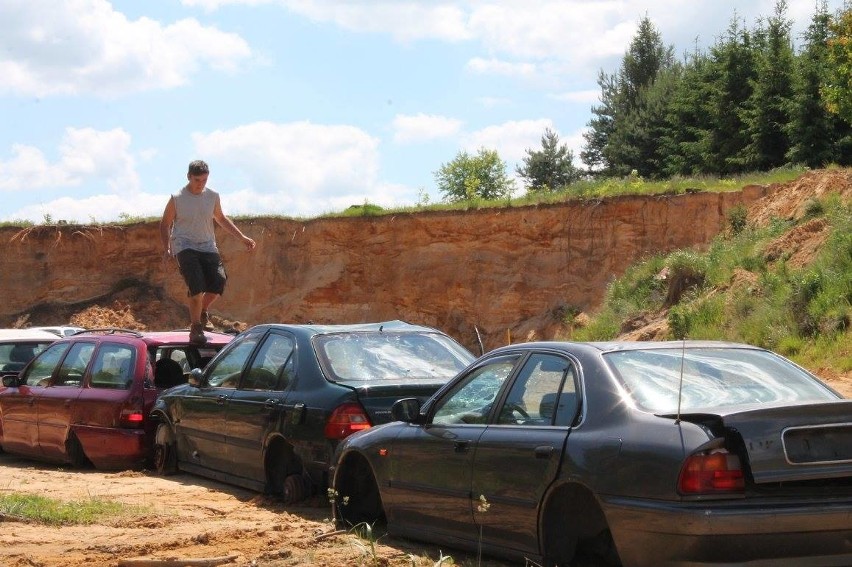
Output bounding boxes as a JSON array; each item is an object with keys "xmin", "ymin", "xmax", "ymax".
[{"xmin": 676, "ymin": 400, "xmax": 852, "ymax": 483}]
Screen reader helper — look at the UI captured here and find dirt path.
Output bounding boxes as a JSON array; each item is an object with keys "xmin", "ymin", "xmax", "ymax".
[{"xmin": 0, "ymin": 453, "xmax": 503, "ymax": 567}]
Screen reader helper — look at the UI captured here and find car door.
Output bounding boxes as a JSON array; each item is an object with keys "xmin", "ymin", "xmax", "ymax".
[
  {"xmin": 37, "ymin": 341, "xmax": 95, "ymax": 460},
  {"xmin": 471, "ymin": 352, "xmax": 580, "ymax": 555},
  {"xmin": 387, "ymin": 354, "xmax": 521, "ymax": 543},
  {"xmin": 174, "ymin": 333, "xmax": 261, "ymax": 473},
  {"xmin": 225, "ymin": 331, "xmax": 295, "ymax": 484},
  {"xmin": 0, "ymin": 342, "xmax": 71, "ymax": 456}
]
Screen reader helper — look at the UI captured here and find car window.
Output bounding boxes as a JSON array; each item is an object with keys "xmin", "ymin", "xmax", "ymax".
[
  {"xmin": 315, "ymin": 331, "xmax": 473, "ymax": 382},
  {"xmin": 0, "ymin": 341, "xmax": 54, "ymax": 372},
  {"xmin": 497, "ymin": 353, "xmax": 578, "ymax": 426},
  {"xmin": 242, "ymin": 333, "xmax": 295, "ymax": 391},
  {"xmin": 432, "ymin": 356, "xmax": 518, "ymax": 425},
  {"xmin": 53, "ymin": 342, "xmax": 95, "ymax": 387},
  {"xmin": 89, "ymin": 344, "xmax": 136, "ymax": 390},
  {"xmin": 22, "ymin": 342, "xmax": 72, "ymax": 386},
  {"xmin": 604, "ymin": 347, "xmax": 840, "ymax": 413},
  {"xmin": 206, "ymin": 335, "xmax": 261, "ymax": 388}
]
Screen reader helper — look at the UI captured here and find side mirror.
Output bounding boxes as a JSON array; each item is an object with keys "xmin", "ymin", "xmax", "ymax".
[
  {"xmin": 188, "ymin": 367, "xmax": 206, "ymax": 387},
  {"xmin": 2, "ymin": 374, "xmax": 20, "ymax": 387},
  {"xmin": 391, "ymin": 398, "xmax": 422, "ymax": 423}
]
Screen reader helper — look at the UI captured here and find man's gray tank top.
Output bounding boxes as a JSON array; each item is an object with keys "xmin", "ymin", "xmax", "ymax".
[{"xmin": 170, "ymin": 186, "xmax": 219, "ymax": 254}]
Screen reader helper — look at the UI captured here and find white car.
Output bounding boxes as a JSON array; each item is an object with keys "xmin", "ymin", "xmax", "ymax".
[
  {"xmin": 29, "ymin": 326, "xmax": 86, "ymax": 337},
  {"xmin": 0, "ymin": 329, "xmax": 60, "ymax": 377}
]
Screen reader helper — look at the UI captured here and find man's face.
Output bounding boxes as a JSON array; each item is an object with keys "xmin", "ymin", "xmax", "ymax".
[{"xmin": 187, "ymin": 173, "xmax": 208, "ymax": 193}]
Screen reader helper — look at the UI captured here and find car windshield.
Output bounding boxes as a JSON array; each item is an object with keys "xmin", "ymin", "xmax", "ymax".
[
  {"xmin": 315, "ymin": 332, "xmax": 473, "ymax": 382},
  {"xmin": 603, "ymin": 346, "xmax": 839, "ymax": 413}
]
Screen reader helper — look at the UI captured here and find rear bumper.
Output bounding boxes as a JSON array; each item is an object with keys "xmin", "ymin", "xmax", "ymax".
[
  {"xmin": 71, "ymin": 425, "xmax": 149, "ymax": 470},
  {"xmin": 603, "ymin": 495, "xmax": 852, "ymax": 567}
]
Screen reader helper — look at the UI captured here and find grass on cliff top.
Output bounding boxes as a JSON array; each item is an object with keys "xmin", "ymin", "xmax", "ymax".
[
  {"xmin": 571, "ymin": 192, "xmax": 852, "ymax": 376},
  {"xmin": 0, "ymin": 165, "xmax": 809, "ymax": 228}
]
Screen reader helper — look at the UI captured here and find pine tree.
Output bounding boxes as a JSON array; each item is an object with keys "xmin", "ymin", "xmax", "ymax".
[
  {"xmin": 517, "ymin": 129, "xmax": 581, "ymax": 191},
  {"xmin": 742, "ymin": 0, "xmax": 795, "ymax": 170}
]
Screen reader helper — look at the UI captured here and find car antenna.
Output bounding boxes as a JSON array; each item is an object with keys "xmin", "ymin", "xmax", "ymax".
[{"xmin": 676, "ymin": 336, "xmax": 686, "ymax": 424}]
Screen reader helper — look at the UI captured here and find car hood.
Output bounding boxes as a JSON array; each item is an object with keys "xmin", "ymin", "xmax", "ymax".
[{"xmin": 669, "ymin": 400, "xmax": 852, "ymax": 483}]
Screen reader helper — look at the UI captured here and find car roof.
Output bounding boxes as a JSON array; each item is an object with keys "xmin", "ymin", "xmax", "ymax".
[
  {"xmin": 0, "ymin": 328, "xmax": 63, "ymax": 341},
  {"xmin": 247, "ymin": 319, "xmax": 444, "ymax": 338},
  {"xmin": 488, "ymin": 339, "xmax": 757, "ymax": 356},
  {"xmin": 64, "ymin": 328, "xmax": 234, "ymax": 347}
]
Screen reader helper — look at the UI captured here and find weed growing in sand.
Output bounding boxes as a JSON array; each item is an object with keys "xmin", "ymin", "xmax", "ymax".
[{"xmin": 0, "ymin": 493, "xmax": 149, "ymax": 525}]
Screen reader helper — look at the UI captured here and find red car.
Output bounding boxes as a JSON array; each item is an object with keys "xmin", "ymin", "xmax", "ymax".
[{"xmin": 0, "ymin": 328, "xmax": 232, "ymax": 470}]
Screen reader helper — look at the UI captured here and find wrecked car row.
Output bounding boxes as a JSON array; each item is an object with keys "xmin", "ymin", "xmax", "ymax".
[{"xmin": 3, "ymin": 325, "xmax": 852, "ymax": 566}]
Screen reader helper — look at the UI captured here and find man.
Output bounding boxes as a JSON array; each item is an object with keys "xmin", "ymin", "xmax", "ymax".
[{"xmin": 160, "ymin": 160, "xmax": 256, "ymax": 344}]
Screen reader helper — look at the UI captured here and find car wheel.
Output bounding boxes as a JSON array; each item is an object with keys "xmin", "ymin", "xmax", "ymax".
[
  {"xmin": 67, "ymin": 433, "xmax": 92, "ymax": 468},
  {"xmin": 573, "ymin": 529, "xmax": 620, "ymax": 567},
  {"xmin": 153, "ymin": 422, "xmax": 178, "ymax": 475},
  {"xmin": 265, "ymin": 443, "xmax": 308, "ymax": 504},
  {"xmin": 283, "ymin": 473, "xmax": 311, "ymax": 505},
  {"xmin": 335, "ymin": 456, "xmax": 385, "ymax": 527},
  {"xmin": 542, "ymin": 485, "xmax": 621, "ymax": 567}
]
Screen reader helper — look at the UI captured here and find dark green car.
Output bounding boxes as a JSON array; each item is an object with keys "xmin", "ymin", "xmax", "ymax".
[{"xmin": 149, "ymin": 320, "xmax": 474, "ymax": 502}]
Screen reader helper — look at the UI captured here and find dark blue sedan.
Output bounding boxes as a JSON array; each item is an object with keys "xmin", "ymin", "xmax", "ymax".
[
  {"xmin": 150, "ymin": 320, "xmax": 474, "ymax": 502},
  {"xmin": 331, "ymin": 340, "xmax": 852, "ymax": 567}
]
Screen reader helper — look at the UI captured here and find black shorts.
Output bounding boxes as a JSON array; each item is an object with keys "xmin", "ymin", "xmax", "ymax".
[{"xmin": 176, "ymin": 249, "xmax": 227, "ymax": 296}]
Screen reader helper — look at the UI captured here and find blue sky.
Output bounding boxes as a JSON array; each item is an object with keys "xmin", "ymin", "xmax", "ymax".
[{"xmin": 0, "ymin": 0, "xmax": 843, "ymax": 224}]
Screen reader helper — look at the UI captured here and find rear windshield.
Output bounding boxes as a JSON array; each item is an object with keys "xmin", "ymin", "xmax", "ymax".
[
  {"xmin": 314, "ymin": 332, "xmax": 474, "ymax": 382},
  {"xmin": 0, "ymin": 341, "xmax": 54, "ymax": 372},
  {"xmin": 603, "ymin": 347, "xmax": 839, "ymax": 413}
]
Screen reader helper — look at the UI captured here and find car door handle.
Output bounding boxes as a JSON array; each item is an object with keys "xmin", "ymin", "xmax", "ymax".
[
  {"xmin": 264, "ymin": 399, "xmax": 282, "ymax": 410},
  {"xmin": 534, "ymin": 445, "xmax": 554, "ymax": 459},
  {"xmin": 216, "ymin": 395, "xmax": 228, "ymax": 405},
  {"xmin": 454, "ymin": 441, "xmax": 469, "ymax": 453}
]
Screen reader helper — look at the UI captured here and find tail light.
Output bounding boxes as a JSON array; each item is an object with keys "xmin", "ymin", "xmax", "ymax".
[
  {"xmin": 324, "ymin": 402, "xmax": 371, "ymax": 440},
  {"xmin": 678, "ymin": 450, "xmax": 744, "ymax": 494},
  {"xmin": 119, "ymin": 397, "xmax": 145, "ymax": 429}
]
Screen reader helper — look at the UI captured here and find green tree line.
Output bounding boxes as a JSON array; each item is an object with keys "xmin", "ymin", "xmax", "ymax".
[
  {"xmin": 584, "ymin": 0, "xmax": 852, "ymax": 179},
  {"xmin": 435, "ymin": 1, "xmax": 852, "ymax": 201}
]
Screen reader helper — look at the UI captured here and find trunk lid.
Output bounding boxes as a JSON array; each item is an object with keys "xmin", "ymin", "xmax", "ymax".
[
  {"xmin": 349, "ymin": 380, "xmax": 446, "ymax": 425},
  {"xmin": 674, "ymin": 400, "xmax": 852, "ymax": 483}
]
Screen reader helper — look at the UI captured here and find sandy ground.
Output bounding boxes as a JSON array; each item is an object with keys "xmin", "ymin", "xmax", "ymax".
[{"xmin": 0, "ymin": 452, "xmax": 504, "ymax": 567}]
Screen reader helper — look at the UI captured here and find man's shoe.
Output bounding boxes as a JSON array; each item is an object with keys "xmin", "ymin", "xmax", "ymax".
[
  {"xmin": 189, "ymin": 323, "xmax": 208, "ymax": 345},
  {"xmin": 200, "ymin": 310, "xmax": 215, "ymax": 331}
]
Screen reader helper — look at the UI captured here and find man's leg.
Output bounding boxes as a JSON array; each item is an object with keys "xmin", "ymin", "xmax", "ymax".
[
  {"xmin": 201, "ymin": 292, "xmax": 220, "ymax": 312},
  {"xmin": 200, "ymin": 292, "xmax": 220, "ymax": 330},
  {"xmin": 188, "ymin": 292, "xmax": 204, "ymax": 325}
]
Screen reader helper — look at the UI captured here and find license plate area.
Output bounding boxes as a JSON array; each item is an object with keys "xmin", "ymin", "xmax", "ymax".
[{"xmin": 783, "ymin": 423, "xmax": 852, "ymax": 464}]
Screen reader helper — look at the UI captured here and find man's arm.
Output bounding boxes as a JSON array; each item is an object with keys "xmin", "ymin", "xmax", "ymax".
[
  {"xmin": 213, "ymin": 197, "xmax": 256, "ymax": 250},
  {"xmin": 160, "ymin": 197, "xmax": 176, "ymax": 258}
]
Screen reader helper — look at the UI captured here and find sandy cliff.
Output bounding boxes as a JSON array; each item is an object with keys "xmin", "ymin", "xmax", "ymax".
[{"xmin": 2, "ymin": 169, "xmax": 850, "ymax": 352}]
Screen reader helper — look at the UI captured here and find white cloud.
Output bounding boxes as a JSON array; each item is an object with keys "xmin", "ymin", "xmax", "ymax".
[
  {"xmin": 0, "ymin": 0, "xmax": 253, "ymax": 97},
  {"xmin": 183, "ymin": 0, "xmax": 471, "ymax": 42},
  {"xmin": 392, "ymin": 113, "xmax": 463, "ymax": 144},
  {"xmin": 191, "ymin": 121, "xmax": 410, "ymax": 216},
  {"xmin": 8, "ymin": 191, "xmax": 167, "ymax": 224},
  {"xmin": 0, "ymin": 127, "xmax": 139, "ymax": 193},
  {"xmin": 175, "ymin": 0, "xmax": 830, "ymax": 85},
  {"xmin": 466, "ymin": 57, "xmax": 538, "ymax": 79},
  {"xmin": 462, "ymin": 119, "xmax": 554, "ymax": 164}
]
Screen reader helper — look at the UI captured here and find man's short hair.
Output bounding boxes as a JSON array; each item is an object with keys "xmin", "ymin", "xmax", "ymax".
[{"xmin": 187, "ymin": 160, "xmax": 209, "ymax": 176}]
